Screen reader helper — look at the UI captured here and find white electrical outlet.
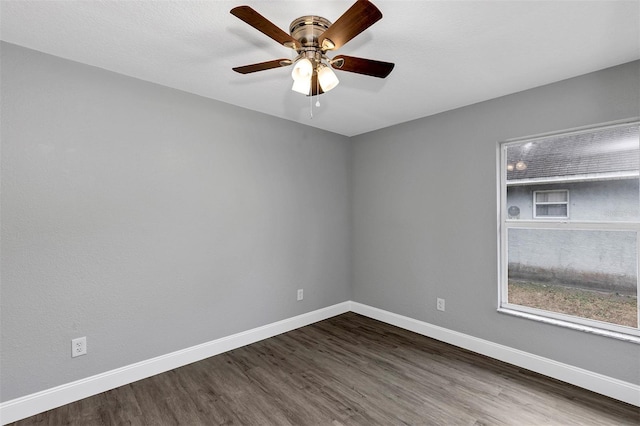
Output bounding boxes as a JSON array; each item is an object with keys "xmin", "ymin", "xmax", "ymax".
[
  {"xmin": 297, "ymin": 289, "xmax": 304, "ymax": 301},
  {"xmin": 72, "ymin": 337, "xmax": 87, "ymax": 357},
  {"xmin": 437, "ymin": 298, "xmax": 445, "ymax": 312}
]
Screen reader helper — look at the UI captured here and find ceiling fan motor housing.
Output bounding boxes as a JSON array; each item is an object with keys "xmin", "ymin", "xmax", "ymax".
[{"xmin": 289, "ymin": 16, "xmax": 332, "ymax": 56}]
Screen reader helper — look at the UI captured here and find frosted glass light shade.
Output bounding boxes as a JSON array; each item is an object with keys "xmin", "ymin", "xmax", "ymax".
[
  {"xmin": 318, "ymin": 65, "xmax": 339, "ymax": 92},
  {"xmin": 292, "ymin": 77, "xmax": 311, "ymax": 95},
  {"xmin": 291, "ymin": 58, "xmax": 313, "ymax": 81}
]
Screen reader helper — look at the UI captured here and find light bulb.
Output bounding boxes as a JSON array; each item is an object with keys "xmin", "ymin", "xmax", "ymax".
[
  {"xmin": 318, "ymin": 65, "xmax": 339, "ymax": 92},
  {"xmin": 291, "ymin": 58, "xmax": 313, "ymax": 81},
  {"xmin": 292, "ymin": 77, "xmax": 311, "ymax": 95}
]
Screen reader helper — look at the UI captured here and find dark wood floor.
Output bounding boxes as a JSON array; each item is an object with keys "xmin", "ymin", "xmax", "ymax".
[{"xmin": 9, "ymin": 313, "xmax": 639, "ymax": 425}]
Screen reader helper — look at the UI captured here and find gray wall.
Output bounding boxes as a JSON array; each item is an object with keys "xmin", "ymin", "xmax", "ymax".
[
  {"xmin": 351, "ymin": 61, "xmax": 640, "ymax": 384},
  {"xmin": 507, "ymin": 181, "xmax": 638, "ymax": 291},
  {"xmin": 0, "ymin": 43, "xmax": 351, "ymax": 401},
  {"xmin": 508, "ymin": 228, "xmax": 637, "ymax": 292},
  {"xmin": 507, "ymin": 180, "xmax": 639, "ymax": 221}
]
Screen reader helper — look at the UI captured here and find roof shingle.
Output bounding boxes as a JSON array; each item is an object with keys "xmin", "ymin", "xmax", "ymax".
[{"xmin": 506, "ymin": 124, "xmax": 639, "ymax": 181}]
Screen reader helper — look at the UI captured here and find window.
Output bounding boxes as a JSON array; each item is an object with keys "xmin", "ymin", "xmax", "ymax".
[
  {"xmin": 499, "ymin": 121, "xmax": 640, "ymax": 342},
  {"xmin": 533, "ymin": 190, "xmax": 568, "ymax": 218}
]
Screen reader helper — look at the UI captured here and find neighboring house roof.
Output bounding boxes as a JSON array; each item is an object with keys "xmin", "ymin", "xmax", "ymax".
[{"xmin": 506, "ymin": 124, "xmax": 639, "ymax": 184}]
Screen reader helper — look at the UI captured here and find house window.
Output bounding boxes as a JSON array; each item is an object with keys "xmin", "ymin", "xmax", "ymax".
[
  {"xmin": 499, "ymin": 121, "xmax": 640, "ymax": 342},
  {"xmin": 533, "ymin": 190, "xmax": 569, "ymax": 218}
]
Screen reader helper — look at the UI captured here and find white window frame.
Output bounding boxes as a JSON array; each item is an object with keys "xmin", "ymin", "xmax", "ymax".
[
  {"xmin": 497, "ymin": 120, "xmax": 640, "ymax": 344},
  {"xmin": 533, "ymin": 189, "xmax": 569, "ymax": 219}
]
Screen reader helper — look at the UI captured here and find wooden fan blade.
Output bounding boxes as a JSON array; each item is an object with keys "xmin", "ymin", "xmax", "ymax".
[
  {"xmin": 318, "ymin": 0, "xmax": 382, "ymax": 51},
  {"xmin": 233, "ymin": 59, "xmax": 292, "ymax": 74},
  {"xmin": 231, "ymin": 6, "xmax": 301, "ymax": 49},
  {"xmin": 331, "ymin": 55, "xmax": 394, "ymax": 78}
]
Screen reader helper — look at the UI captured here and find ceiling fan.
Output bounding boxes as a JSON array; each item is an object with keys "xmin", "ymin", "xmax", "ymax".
[{"xmin": 230, "ymin": 0, "xmax": 394, "ymax": 96}]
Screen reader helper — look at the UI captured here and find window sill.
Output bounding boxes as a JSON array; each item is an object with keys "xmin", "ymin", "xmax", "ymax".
[{"xmin": 497, "ymin": 307, "xmax": 640, "ymax": 344}]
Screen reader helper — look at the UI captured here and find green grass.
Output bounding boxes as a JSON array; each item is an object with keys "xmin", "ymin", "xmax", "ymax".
[{"xmin": 508, "ymin": 280, "xmax": 638, "ymax": 328}]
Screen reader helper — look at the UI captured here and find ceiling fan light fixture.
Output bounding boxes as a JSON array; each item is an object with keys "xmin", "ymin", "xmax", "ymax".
[
  {"xmin": 292, "ymin": 77, "xmax": 311, "ymax": 95},
  {"xmin": 318, "ymin": 64, "xmax": 339, "ymax": 92},
  {"xmin": 291, "ymin": 58, "xmax": 313, "ymax": 81},
  {"xmin": 515, "ymin": 161, "xmax": 527, "ymax": 171}
]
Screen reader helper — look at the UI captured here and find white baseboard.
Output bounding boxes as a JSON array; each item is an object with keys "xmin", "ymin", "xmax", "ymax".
[
  {"xmin": 350, "ymin": 302, "xmax": 640, "ymax": 407},
  {"xmin": 3, "ymin": 300, "xmax": 638, "ymax": 424},
  {"xmin": 0, "ymin": 302, "xmax": 351, "ymax": 425}
]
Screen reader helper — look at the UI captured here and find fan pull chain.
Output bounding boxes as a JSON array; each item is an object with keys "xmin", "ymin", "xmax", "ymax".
[
  {"xmin": 309, "ymin": 87, "xmax": 313, "ymax": 119},
  {"xmin": 316, "ymin": 74, "xmax": 321, "ymax": 108}
]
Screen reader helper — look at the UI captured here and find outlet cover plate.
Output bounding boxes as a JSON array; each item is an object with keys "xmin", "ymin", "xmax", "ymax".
[{"xmin": 72, "ymin": 337, "xmax": 87, "ymax": 357}]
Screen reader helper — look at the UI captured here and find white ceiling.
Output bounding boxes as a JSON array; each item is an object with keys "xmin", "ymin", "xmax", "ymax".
[{"xmin": 1, "ymin": 1, "xmax": 639, "ymax": 136}]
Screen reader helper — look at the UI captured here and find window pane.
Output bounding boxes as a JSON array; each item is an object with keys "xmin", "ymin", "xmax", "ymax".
[
  {"xmin": 536, "ymin": 191, "xmax": 567, "ymax": 203},
  {"xmin": 536, "ymin": 204, "xmax": 567, "ymax": 217},
  {"xmin": 507, "ymin": 228, "xmax": 638, "ymax": 328},
  {"xmin": 506, "ymin": 124, "xmax": 639, "ymax": 222}
]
